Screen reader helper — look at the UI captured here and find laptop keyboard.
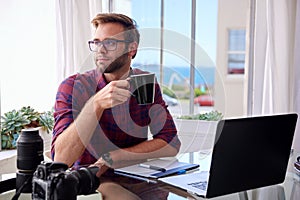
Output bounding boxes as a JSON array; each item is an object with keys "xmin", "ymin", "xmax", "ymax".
[{"xmin": 188, "ymin": 181, "xmax": 208, "ymax": 191}]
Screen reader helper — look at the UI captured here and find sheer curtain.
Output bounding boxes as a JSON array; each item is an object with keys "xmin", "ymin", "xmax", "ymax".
[
  {"xmin": 55, "ymin": 0, "xmax": 103, "ymax": 84},
  {"xmin": 294, "ymin": 0, "xmax": 300, "ymax": 152},
  {"xmin": 250, "ymin": 0, "xmax": 300, "ymax": 151}
]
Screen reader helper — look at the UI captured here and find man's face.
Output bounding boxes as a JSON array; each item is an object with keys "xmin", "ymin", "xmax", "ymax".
[{"xmin": 93, "ymin": 23, "xmax": 130, "ymax": 73}]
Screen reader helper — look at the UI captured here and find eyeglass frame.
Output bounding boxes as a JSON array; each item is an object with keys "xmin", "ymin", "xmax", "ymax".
[{"xmin": 88, "ymin": 39, "xmax": 133, "ymax": 52}]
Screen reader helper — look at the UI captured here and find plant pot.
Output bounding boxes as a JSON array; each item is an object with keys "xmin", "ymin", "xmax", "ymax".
[
  {"xmin": 174, "ymin": 119, "xmax": 218, "ymax": 154},
  {"xmin": 38, "ymin": 128, "xmax": 52, "ymax": 152}
]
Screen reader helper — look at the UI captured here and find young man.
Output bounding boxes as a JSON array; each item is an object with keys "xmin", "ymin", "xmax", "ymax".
[{"xmin": 51, "ymin": 13, "xmax": 181, "ymax": 199}]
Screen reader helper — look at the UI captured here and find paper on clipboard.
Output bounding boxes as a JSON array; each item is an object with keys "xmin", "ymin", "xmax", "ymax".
[{"xmin": 114, "ymin": 158, "xmax": 199, "ymax": 179}]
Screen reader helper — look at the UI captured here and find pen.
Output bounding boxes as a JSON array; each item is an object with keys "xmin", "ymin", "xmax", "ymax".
[
  {"xmin": 139, "ymin": 164, "xmax": 166, "ymax": 172},
  {"xmin": 177, "ymin": 169, "xmax": 186, "ymax": 175},
  {"xmin": 114, "ymin": 171, "xmax": 157, "ymax": 184}
]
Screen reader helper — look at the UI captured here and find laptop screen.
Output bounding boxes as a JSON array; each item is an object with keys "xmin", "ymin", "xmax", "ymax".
[{"xmin": 206, "ymin": 113, "xmax": 298, "ymax": 198}]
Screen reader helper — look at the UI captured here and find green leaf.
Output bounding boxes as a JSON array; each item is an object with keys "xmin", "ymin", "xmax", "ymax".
[
  {"xmin": 177, "ymin": 110, "xmax": 223, "ymax": 121},
  {"xmin": 1, "ymin": 106, "xmax": 54, "ymax": 137},
  {"xmin": 2, "ymin": 134, "xmax": 9, "ymax": 140},
  {"xmin": 2, "ymin": 140, "xmax": 7, "ymax": 149}
]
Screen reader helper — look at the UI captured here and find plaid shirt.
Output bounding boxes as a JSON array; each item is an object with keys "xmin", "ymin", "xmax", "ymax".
[{"xmin": 51, "ymin": 68, "xmax": 181, "ymax": 167}]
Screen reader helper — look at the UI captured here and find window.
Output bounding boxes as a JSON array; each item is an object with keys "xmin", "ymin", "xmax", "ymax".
[
  {"xmin": 0, "ymin": 0, "xmax": 57, "ymax": 113},
  {"xmin": 114, "ymin": 0, "xmax": 218, "ymax": 115},
  {"xmin": 227, "ymin": 29, "xmax": 246, "ymax": 74}
]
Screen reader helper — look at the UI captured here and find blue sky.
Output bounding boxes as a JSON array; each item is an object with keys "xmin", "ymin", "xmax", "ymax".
[{"xmin": 131, "ymin": 0, "xmax": 218, "ymax": 67}]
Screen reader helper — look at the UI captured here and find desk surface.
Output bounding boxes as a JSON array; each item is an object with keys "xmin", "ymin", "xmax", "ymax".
[{"xmin": 1, "ymin": 151, "xmax": 300, "ymax": 200}]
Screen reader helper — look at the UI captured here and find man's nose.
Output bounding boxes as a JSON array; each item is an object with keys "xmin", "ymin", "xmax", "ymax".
[{"xmin": 97, "ymin": 43, "xmax": 107, "ymax": 53}]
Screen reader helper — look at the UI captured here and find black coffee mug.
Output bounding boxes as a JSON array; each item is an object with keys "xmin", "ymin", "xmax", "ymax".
[{"xmin": 130, "ymin": 73, "xmax": 155, "ymax": 105}]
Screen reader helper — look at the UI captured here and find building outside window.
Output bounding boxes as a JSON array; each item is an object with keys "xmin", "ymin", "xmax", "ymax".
[{"xmin": 227, "ymin": 29, "xmax": 246, "ymax": 74}]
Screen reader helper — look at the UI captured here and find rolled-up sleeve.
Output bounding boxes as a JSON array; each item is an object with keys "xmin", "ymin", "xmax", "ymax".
[
  {"xmin": 51, "ymin": 76, "xmax": 77, "ymax": 159},
  {"xmin": 148, "ymin": 84, "xmax": 181, "ymax": 151}
]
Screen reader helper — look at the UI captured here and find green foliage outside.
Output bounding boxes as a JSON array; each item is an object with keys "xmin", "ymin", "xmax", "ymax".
[
  {"xmin": 177, "ymin": 110, "xmax": 223, "ymax": 121},
  {"xmin": 194, "ymin": 87, "xmax": 207, "ymax": 97}
]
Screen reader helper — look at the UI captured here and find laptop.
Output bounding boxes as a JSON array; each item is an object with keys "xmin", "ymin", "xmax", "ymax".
[{"xmin": 160, "ymin": 113, "xmax": 298, "ymax": 198}]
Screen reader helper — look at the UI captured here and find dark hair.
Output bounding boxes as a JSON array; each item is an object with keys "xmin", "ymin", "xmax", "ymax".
[{"xmin": 91, "ymin": 13, "xmax": 140, "ymax": 58}]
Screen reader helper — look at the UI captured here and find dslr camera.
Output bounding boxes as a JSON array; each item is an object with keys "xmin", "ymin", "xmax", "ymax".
[
  {"xmin": 14, "ymin": 128, "xmax": 100, "ymax": 200},
  {"xmin": 32, "ymin": 161, "xmax": 99, "ymax": 200}
]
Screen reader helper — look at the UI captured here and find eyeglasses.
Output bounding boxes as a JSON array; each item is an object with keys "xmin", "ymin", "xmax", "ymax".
[{"xmin": 88, "ymin": 39, "xmax": 132, "ymax": 52}]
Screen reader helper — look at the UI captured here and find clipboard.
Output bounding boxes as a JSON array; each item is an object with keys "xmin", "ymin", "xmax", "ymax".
[{"xmin": 114, "ymin": 158, "xmax": 199, "ymax": 182}]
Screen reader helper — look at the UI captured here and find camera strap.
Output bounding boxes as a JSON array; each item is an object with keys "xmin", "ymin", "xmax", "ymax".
[{"xmin": 11, "ymin": 176, "xmax": 31, "ymax": 200}]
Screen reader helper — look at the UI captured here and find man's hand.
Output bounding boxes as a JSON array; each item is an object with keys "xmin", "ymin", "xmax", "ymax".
[
  {"xmin": 90, "ymin": 158, "xmax": 110, "ymax": 177},
  {"xmin": 93, "ymin": 79, "xmax": 131, "ymax": 110}
]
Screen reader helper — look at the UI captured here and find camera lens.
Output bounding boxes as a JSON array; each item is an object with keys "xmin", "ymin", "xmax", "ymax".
[
  {"xmin": 16, "ymin": 128, "xmax": 44, "ymax": 193},
  {"xmin": 69, "ymin": 166, "xmax": 100, "ymax": 195}
]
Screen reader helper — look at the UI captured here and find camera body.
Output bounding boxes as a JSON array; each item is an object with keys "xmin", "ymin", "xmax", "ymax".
[
  {"xmin": 32, "ymin": 161, "xmax": 75, "ymax": 200},
  {"xmin": 32, "ymin": 162, "xmax": 100, "ymax": 200}
]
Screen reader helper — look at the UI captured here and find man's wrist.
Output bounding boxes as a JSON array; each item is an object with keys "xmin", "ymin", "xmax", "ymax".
[{"xmin": 101, "ymin": 152, "xmax": 113, "ymax": 167}]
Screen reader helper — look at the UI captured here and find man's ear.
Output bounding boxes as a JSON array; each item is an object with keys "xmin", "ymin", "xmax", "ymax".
[{"xmin": 128, "ymin": 42, "xmax": 138, "ymax": 58}]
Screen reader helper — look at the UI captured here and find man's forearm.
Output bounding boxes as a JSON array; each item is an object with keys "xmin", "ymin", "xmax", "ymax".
[
  {"xmin": 109, "ymin": 138, "xmax": 179, "ymax": 168},
  {"xmin": 54, "ymin": 97, "xmax": 103, "ymax": 166}
]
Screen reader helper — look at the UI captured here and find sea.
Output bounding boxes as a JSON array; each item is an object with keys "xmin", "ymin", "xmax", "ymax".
[{"xmin": 132, "ymin": 64, "xmax": 215, "ymax": 87}]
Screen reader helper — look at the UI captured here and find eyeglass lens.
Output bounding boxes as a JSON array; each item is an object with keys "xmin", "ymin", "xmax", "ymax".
[{"xmin": 90, "ymin": 40, "xmax": 117, "ymax": 51}]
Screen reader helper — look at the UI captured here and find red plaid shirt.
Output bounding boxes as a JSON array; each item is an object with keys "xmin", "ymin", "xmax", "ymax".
[{"xmin": 51, "ymin": 68, "xmax": 180, "ymax": 167}]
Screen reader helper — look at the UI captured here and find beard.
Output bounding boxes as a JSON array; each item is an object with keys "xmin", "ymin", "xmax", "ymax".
[{"xmin": 96, "ymin": 52, "xmax": 130, "ymax": 73}]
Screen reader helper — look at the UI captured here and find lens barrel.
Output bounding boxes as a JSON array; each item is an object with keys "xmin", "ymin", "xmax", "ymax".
[
  {"xmin": 16, "ymin": 128, "xmax": 44, "ymax": 193},
  {"xmin": 70, "ymin": 166, "xmax": 100, "ymax": 195}
]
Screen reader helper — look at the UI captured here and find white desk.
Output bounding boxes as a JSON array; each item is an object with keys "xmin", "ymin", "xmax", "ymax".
[{"xmin": 1, "ymin": 151, "xmax": 299, "ymax": 200}]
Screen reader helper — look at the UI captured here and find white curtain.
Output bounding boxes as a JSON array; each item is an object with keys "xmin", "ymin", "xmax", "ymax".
[
  {"xmin": 294, "ymin": 0, "xmax": 300, "ymax": 152},
  {"xmin": 55, "ymin": 0, "xmax": 103, "ymax": 84},
  {"xmin": 251, "ymin": 0, "xmax": 300, "ymax": 151}
]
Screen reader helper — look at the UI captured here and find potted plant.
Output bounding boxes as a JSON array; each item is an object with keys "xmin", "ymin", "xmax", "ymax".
[
  {"xmin": 1, "ymin": 106, "xmax": 54, "ymax": 150},
  {"xmin": 174, "ymin": 110, "xmax": 223, "ymax": 154}
]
